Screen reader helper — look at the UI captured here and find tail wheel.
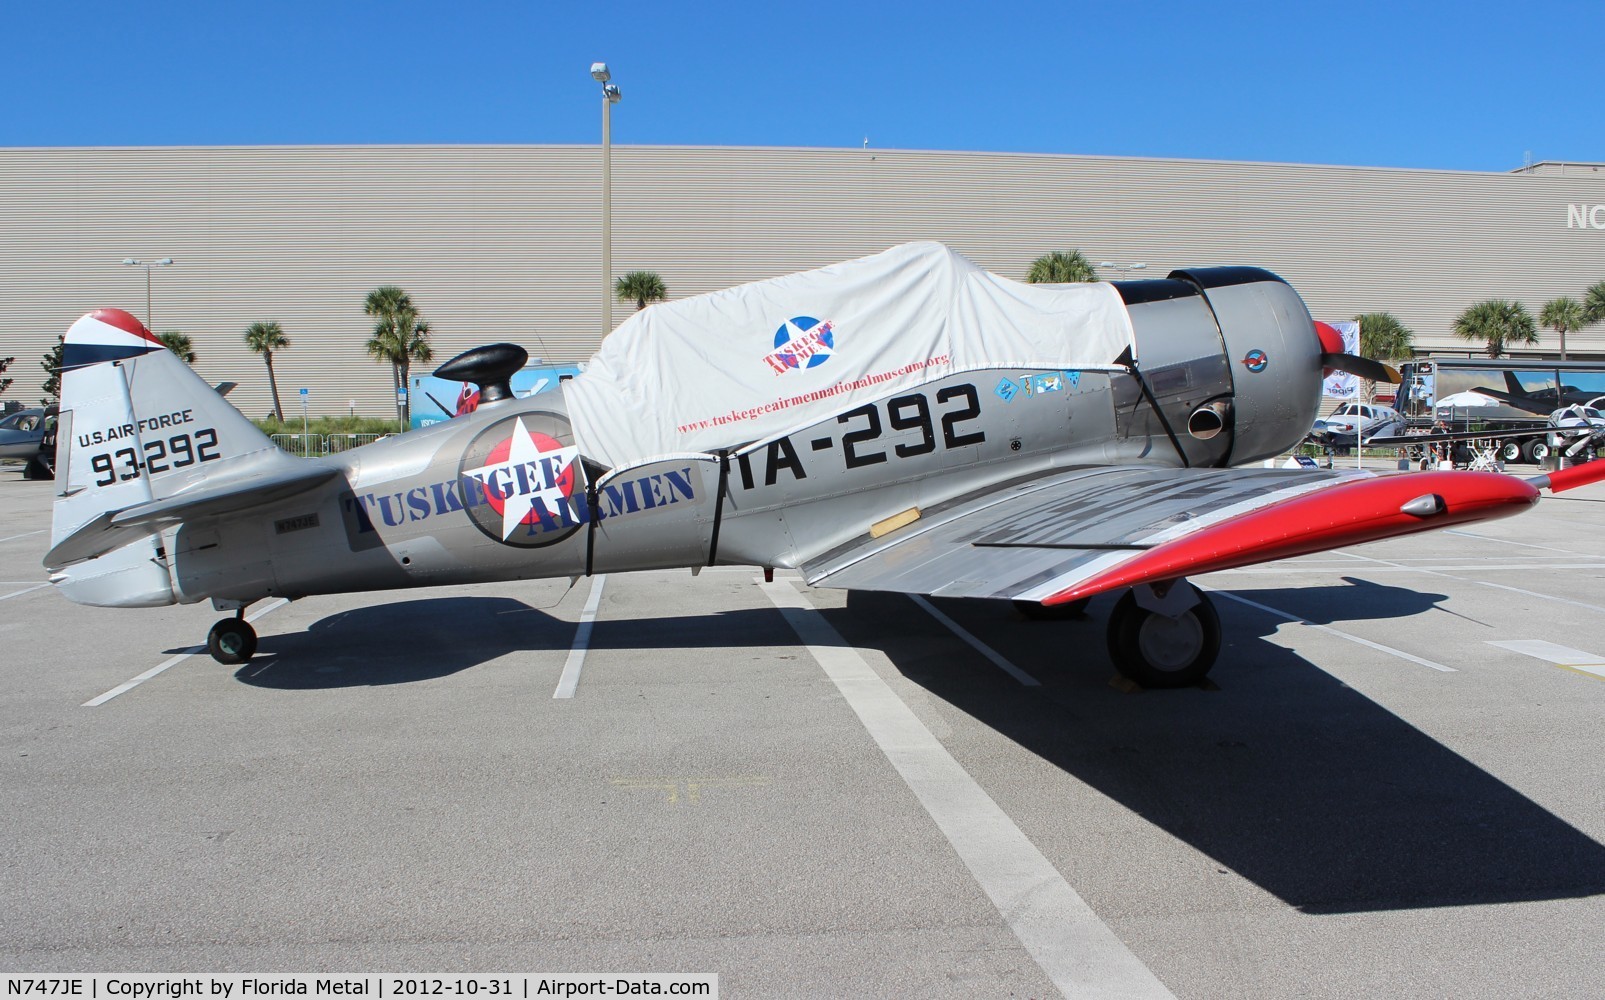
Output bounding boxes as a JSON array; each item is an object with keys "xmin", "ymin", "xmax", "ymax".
[
  {"xmin": 1106, "ymin": 589, "xmax": 1221, "ymax": 688},
  {"xmin": 1014, "ymin": 597, "xmax": 1090, "ymax": 620},
  {"xmin": 207, "ymin": 617, "xmax": 258, "ymax": 665}
]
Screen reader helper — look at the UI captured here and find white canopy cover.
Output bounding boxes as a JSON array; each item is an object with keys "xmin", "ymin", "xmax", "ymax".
[{"xmin": 563, "ymin": 241, "xmax": 1137, "ymax": 470}]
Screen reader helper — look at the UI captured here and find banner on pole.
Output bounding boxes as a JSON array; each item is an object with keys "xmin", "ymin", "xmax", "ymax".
[{"xmin": 1321, "ymin": 321, "xmax": 1360, "ymax": 398}]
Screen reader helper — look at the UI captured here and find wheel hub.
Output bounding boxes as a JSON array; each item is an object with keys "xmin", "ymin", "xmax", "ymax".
[{"xmin": 1135, "ymin": 612, "xmax": 1204, "ymax": 672}]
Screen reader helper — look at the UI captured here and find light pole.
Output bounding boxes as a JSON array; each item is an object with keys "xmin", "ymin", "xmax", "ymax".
[
  {"xmin": 121, "ymin": 257, "xmax": 174, "ymax": 331},
  {"xmin": 1097, "ymin": 261, "xmax": 1148, "ymax": 280},
  {"xmin": 591, "ymin": 62, "xmax": 622, "ymax": 336}
]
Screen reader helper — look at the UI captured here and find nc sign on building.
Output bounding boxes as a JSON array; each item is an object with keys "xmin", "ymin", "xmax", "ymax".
[{"xmin": 1566, "ymin": 205, "xmax": 1605, "ymax": 229}]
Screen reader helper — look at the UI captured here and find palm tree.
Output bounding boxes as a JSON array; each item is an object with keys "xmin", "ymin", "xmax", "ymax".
[
  {"xmin": 1582, "ymin": 280, "xmax": 1605, "ymax": 326},
  {"xmin": 615, "ymin": 271, "xmax": 668, "ymax": 311},
  {"xmin": 244, "ymin": 320, "xmax": 291, "ymax": 421},
  {"xmin": 1353, "ymin": 312, "xmax": 1414, "ymax": 361},
  {"xmin": 1352, "ymin": 312, "xmax": 1414, "ymax": 404},
  {"xmin": 1452, "ymin": 299, "xmax": 1538, "ymax": 359},
  {"xmin": 157, "ymin": 331, "xmax": 196, "ymax": 365},
  {"xmin": 1026, "ymin": 250, "xmax": 1097, "ymax": 284},
  {"xmin": 1539, "ymin": 296, "xmax": 1586, "ymax": 362},
  {"xmin": 364, "ymin": 285, "xmax": 433, "ymax": 429}
]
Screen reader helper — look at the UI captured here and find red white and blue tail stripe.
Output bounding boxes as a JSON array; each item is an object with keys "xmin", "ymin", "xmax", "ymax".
[{"xmin": 62, "ymin": 308, "xmax": 166, "ymax": 372}]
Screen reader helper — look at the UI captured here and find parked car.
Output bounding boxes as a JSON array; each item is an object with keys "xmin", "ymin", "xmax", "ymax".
[
  {"xmin": 27, "ymin": 406, "xmax": 57, "ymax": 479},
  {"xmin": 0, "ymin": 407, "xmax": 47, "ymax": 463}
]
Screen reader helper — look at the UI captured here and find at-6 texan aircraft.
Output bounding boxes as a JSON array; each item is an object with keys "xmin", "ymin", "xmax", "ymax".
[{"xmin": 43, "ymin": 243, "xmax": 1605, "ymax": 688}]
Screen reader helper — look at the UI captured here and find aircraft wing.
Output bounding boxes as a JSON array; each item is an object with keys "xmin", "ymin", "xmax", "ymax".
[
  {"xmin": 801, "ymin": 463, "xmax": 1597, "ymax": 605},
  {"xmin": 1363, "ymin": 426, "xmax": 1552, "ymax": 447},
  {"xmin": 45, "ymin": 461, "xmax": 342, "ymax": 569}
]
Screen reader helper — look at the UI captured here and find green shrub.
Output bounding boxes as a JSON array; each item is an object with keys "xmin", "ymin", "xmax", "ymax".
[{"xmin": 254, "ymin": 415, "xmax": 402, "ymax": 436}]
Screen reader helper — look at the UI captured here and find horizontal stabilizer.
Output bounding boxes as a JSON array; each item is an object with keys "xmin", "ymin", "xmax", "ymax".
[{"xmin": 45, "ymin": 460, "xmax": 341, "ymax": 569}]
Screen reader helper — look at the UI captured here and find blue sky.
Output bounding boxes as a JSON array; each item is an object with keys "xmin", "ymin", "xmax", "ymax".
[{"xmin": 3, "ymin": 0, "xmax": 1600, "ymax": 172}]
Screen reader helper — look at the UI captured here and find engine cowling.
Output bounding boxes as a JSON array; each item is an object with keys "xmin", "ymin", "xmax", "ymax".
[{"xmin": 1115, "ymin": 267, "xmax": 1323, "ymax": 467}]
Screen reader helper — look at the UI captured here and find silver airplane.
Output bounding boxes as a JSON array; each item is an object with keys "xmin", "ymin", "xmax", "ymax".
[
  {"xmin": 1308, "ymin": 401, "xmax": 1407, "ymax": 448},
  {"xmin": 1548, "ymin": 399, "xmax": 1605, "ymax": 462},
  {"xmin": 41, "ymin": 244, "xmax": 1605, "ymax": 688}
]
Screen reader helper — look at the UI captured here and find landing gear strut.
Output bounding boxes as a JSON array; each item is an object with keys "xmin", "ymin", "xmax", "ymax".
[
  {"xmin": 207, "ymin": 614, "xmax": 258, "ymax": 665},
  {"xmin": 1105, "ymin": 581, "xmax": 1220, "ymax": 688}
]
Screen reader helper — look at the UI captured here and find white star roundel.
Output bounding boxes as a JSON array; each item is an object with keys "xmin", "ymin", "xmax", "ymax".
[{"xmin": 457, "ymin": 413, "xmax": 585, "ymax": 548}]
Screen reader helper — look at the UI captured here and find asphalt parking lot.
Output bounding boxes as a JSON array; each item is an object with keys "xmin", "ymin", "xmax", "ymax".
[{"xmin": 2, "ymin": 466, "xmax": 1604, "ymax": 998}]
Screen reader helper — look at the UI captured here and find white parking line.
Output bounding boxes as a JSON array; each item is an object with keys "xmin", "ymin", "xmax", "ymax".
[
  {"xmin": 762, "ymin": 580, "xmax": 1175, "ymax": 1000},
  {"xmin": 1487, "ymin": 640, "xmax": 1605, "ymax": 681},
  {"xmin": 909, "ymin": 594, "xmax": 1040, "ymax": 686},
  {"xmin": 0, "ymin": 529, "xmax": 46, "ymax": 544},
  {"xmin": 83, "ymin": 599, "xmax": 289, "ymax": 706},
  {"xmin": 553, "ymin": 575, "xmax": 607, "ymax": 699},
  {"xmin": 1208, "ymin": 589, "xmax": 1456, "ymax": 673},
  {"xmin": 1475, "ymin": 581, "xmax": 1605, "ymax": 615},
  {"xmin": 0, "ymin": 583, "xmax": 50, "ymax": 602},
  {"xmin": 1445, "ymin": 529, "xmax": 1589, "ymax": 555},
  {"xmin": 1218, "ymin": 562, "xmax": 1605, "ymax": 574}
]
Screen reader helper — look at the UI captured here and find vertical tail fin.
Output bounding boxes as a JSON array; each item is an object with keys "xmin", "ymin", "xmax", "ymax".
[{"xmin": 51, "ymin": 309, "xmax": 278, "ymax": 553}]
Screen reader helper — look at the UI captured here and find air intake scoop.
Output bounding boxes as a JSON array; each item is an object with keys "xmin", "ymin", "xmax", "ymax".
[{"xmin": 433, "ymin": 343, "xmax": 528, "ymax": 405}]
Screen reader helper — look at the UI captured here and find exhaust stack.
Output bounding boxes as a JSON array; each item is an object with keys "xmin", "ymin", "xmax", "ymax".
[{"xmin": 1187, "ymin": 401, "xmax": 1233, "ymax": 441}]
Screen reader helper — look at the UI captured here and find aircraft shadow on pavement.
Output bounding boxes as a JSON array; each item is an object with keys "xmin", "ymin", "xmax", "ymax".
[
  {"xmin": 235, "ymin": 596, "xmax": 577, "ymax": 689},
  {"xmin": 233, "ymin": 593, "xmax": 830, "ymax": 689},
  {"xmin": 829, "ymin": 581, "xmax": 1605, "ymax": 915}
]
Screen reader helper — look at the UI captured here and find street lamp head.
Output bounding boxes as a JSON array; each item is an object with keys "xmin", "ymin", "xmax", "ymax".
[
  {"xmin": 155, "ymin": 257, "xmax": 174, "ymax": 266},
  {"xmin": 590, "ymin": 62, "xmax": 610, "ymax": 82},
  {"xmin": 1098, "ymin": 261, "xmax": 1116, "ymax": 268},
  {"xmin": 122, "ymin": 258, "xmax": 139, "ymax": 266},
  {"xmin": 603, "ymin": 82, "xmax": 621, "ymax": 103}
]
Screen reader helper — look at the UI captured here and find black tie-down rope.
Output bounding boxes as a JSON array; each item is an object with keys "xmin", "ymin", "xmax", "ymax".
[
  {"xmin": 1114, "ymin": 346, "xmax": 1190, "ymax": 469},
  {"xmin": 707, "ymin": 449, "xmax": 730, "ymax": 567}
]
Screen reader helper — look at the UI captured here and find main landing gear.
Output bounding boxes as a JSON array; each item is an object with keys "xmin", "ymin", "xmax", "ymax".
[
  {"xmin": 206, "ymin": 612, "xmax": 258, "ymax": 665},
  {"xmin": 1105, "ymin": 582, "xmax": 1220, "ymax": 688},
  {"xmin": 1020, "ymin": 581, "xmax": 1221, "ymax": 688}
]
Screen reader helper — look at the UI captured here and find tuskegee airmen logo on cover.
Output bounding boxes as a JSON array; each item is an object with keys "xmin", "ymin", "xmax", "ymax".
[{"xmin": 762, "ymin": 316, "xmax": 836, "ymax": 375}]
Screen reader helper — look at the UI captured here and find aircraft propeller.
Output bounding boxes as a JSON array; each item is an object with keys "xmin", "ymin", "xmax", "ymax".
[{"xmin": 1313, "ymin": 321, "xmax": 1402, "ymax": 384}]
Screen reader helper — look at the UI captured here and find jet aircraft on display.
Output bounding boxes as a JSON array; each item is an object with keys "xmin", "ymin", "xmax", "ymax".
[
  {"xmin": 41, "ymin": 243, "xmax": 1605, "ymax": 688},
  {"xmin": 1460, "ymin": 371, "xmax": 1605, "ymax": 416}
]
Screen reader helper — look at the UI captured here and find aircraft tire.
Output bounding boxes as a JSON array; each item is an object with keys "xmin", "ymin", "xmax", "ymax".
[
  {"xmin": 1106, "ymin": 589, "xmax": 1220, "ymax": 689},
  {"xmin": 207, "ymin": 618, "xmax": 257, "ymax": 665},
  {"xmin": 1013, "ymin": 597, "xmax": 1090, "ymax": 620}
]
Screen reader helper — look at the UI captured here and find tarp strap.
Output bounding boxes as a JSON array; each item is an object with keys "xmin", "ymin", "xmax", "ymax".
[
  {"xmin": 583, "ymin": 480, "xmax": 600, "ymax": 577},
  {"xmin": 1117, "ymin": 347, "xmax": 1190, "ymax": 469},
  {"xmin": 708, "ymin": 449, "xmax": 730, "ymax": 567}
]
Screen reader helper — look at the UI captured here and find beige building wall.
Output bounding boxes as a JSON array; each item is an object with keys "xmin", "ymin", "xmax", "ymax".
[{"xmin": 2, "ymin": 144, "xmax": 1603, "ymax": 419}]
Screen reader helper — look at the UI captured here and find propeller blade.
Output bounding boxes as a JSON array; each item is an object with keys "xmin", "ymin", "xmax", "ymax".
[{"xmin": 1321, "ymin": 353, "xmax": 1401, "ymax": 384}]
